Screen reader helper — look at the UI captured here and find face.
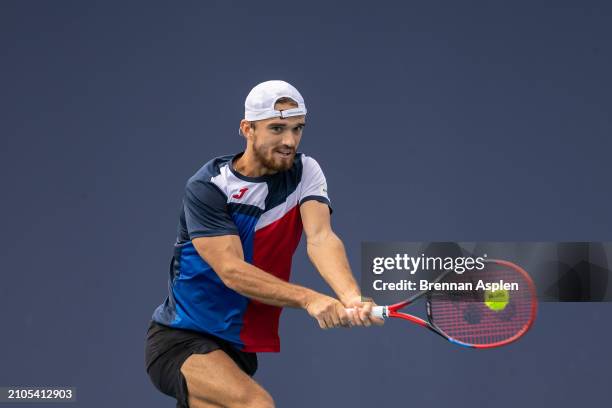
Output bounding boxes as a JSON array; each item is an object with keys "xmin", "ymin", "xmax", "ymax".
[{"xmin": 243, "ymin": 101, "xmax": 305, "ymax": 173}]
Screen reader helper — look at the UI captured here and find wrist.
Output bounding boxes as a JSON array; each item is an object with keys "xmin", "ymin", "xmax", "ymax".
[
  {"xmin": 340, "ymin": 292, "xmax": 362, "ymax": 306},
  {"xmin": 299, "ymin": 288, "xmax": 319, "ymax": 309}
]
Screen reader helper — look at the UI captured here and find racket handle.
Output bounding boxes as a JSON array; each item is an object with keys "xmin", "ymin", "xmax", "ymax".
[{"xmin": 345, "ymin": 306, "xmax": 387, "ymax": 319}]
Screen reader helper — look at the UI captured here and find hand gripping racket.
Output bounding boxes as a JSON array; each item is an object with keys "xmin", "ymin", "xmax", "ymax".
[{"xmin": 351, "ymin": 259, "xmax": 537, "ymax": 348}]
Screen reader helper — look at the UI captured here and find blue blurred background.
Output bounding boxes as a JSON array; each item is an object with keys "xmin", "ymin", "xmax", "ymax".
[{"xmin": 1, "ymin": 1, "xmax": 610, "ymax": 406}]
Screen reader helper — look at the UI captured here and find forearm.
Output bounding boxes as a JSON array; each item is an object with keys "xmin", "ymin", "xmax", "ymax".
[
  {"xmin": 221, "ymin": 258, "xmax": 318, "ymax": 309},
  {"xmin": 307, "ymin": 232, "xmax": 361, "ymax": 304}
]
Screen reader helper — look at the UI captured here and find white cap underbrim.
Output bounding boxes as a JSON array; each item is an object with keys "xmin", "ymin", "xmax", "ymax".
[{"xmin": 244, "ymin": 80, "xmax": 307, "ymax": 121}]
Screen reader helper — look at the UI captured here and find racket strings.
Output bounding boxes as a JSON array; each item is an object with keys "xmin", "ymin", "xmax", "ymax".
[{"xmin": 428, "ymin": 264, "xmax": 535, "ymax": 346}]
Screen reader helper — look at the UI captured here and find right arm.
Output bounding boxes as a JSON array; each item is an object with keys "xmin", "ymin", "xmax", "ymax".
[{"xmin": 192, "ymin": 235, "xmax": 350, "ymax": 329}]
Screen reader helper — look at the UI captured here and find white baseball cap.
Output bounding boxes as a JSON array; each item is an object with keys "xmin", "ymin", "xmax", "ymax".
[{"xmin": 244, "ymin": 80, "xmax": 307, "ymax": 121}]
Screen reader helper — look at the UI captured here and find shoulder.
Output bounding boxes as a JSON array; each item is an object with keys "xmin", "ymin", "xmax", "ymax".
[
  {"xmin": 186, "ymin": 154, "xmax": 235, "ymax": 196},
  {"xmin": 188, "ymin": 154, "xmax": 234, "ymax": 184},
  {"xmin": 298, "ymin": 153, "xmax": 324, "ymax": 172},
  {"xmin": 297, "ymin": 153, "xmax": 327, "ymax": 181}
]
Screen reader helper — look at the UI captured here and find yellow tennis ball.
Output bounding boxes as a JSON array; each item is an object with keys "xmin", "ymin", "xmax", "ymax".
[{"xmin": 484, "ymin": 289, "xmax": 510, "ymax": 311}]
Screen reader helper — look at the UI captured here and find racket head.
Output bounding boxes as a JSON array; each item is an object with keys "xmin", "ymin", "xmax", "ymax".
[{"xmin": 426, "ymin": 259, "xmax": 537, "ymax": 348}]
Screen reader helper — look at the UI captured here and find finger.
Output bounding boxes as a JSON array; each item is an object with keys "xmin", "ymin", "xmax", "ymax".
[
  {"xmin": 347, "ymin": 309, "xmax": 360, "ymax": 327},
  {"xmin": 351, "ymin": 305, "xmax": 366, "ymax": 327},
  {"xmin": 371, "ymin": 316, "xmax": 385, "ymax": 326},
  {"xmin": 357, "ymin": 306, "xmax": 371, "ymax": 327},
  {"xmin": 329, "ymin": 310, "xmax": 341, "ymax": 328},
  {"xmin": 337, "ymin": 306, "xmax": 351, "ymax": 327},
  {"xmin": 360, "ymin": 303, "xmax": 374, "ymax": 327},
  {"xmin": 318, "ymin": 317, "xmax": 328, "ymax": 330},
  {"xmin": 344, "ymin": 308, "xmax": 356, "ymax": 326},
  {"xmin": 322, "ymin": 313, "xmax": 335, "ymax": 329}
]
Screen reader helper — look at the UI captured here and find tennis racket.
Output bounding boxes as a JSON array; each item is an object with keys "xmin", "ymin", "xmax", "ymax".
[{"xmin": 350, "ymin": 259, "xmax": 537, "ymax": 348}]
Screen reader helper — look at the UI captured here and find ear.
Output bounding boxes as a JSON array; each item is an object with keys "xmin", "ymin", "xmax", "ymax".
[{"xmin": 239, "ymin": 119, "xmax": 254, "ymax": 140}]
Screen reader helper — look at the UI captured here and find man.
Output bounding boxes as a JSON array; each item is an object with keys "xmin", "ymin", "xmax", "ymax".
[{"xmin": 145, "ymin": 80, "xmax": 382, "ymax": 408}]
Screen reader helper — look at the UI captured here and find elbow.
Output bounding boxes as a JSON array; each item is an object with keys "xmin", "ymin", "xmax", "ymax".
[
  {"xmin": 216, "ymin": 260, "xmax": 242, "ymax": 290},
  {"xmin": 307, "ymin": 230, "xmax": 339, "ymax": 250}
]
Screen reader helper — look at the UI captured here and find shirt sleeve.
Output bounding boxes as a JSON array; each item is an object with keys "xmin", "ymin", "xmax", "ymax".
[
  {"xmin": 184, "ymin": 180, "xmax": 239, "ymax": 239},
  {"xmin": 299, "ymin": 155, "xmax": 332, "ymax": 212}
]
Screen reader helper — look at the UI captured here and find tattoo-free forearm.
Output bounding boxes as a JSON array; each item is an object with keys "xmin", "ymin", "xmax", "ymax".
[
  {"xmin": 306, "ymin": 232, "xmax": 361, "ymax": 304},
  {"xmin": 219, "ymin": 258, "xmax": 318, "ymax": 308}
]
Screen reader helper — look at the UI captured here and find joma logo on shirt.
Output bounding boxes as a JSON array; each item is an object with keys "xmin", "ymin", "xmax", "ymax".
[{"xmin": 232, "ymin": 187, "xmax": 249, "ymax": 199}]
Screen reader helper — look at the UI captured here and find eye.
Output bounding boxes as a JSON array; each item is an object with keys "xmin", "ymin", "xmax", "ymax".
[
  {"xmin": 271, "ymin": 126, "xmax": 283, "ymax": 133},
  {"xmin": 294, "ymin": 125, "xmax": 305, "ymax": 132}
]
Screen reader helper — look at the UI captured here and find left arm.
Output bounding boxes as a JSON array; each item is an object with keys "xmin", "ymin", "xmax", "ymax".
[{"xmin": 300, "ymin": 200, "xmax": 382, "ymax": 326}]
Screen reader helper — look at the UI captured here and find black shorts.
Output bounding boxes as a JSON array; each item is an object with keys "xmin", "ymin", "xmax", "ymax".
[{"xmin": 144, "ymin": 320, "xmax": 258, "ymax": 408}]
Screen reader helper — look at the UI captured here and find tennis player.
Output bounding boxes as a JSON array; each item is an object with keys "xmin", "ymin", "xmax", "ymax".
[{"xmin": 145, "ymin": 80, "xmax": 382, "ymax": 408}]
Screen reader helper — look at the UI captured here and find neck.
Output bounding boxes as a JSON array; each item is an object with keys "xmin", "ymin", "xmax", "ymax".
[{"xmin": 233, "ymin": 149, "xmax": 276, "ymax": 178}]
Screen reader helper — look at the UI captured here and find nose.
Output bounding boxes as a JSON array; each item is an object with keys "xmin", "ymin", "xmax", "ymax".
[{"xmin": 281, "ymin": 130, "xmax": 298, "ymax": 148}]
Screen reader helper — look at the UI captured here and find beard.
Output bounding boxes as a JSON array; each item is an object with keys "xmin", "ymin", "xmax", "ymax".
[{"xmin": 252, "ymin": 141, "xmax": 295, "ymax": 173}]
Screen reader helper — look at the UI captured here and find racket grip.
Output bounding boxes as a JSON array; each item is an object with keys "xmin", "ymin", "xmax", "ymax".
[
  {"xmin": 345, "ymin": 306, "xmax": 387, "ymax": 319},
  {"xmin": 371, "ymin": 306, "xmax": 386, "ymax": 319}
]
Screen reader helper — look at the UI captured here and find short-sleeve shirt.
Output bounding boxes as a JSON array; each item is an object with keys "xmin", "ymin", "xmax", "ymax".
[{"xmin": 152, "ymin": 152, "xmax": 331, "ymax": 352}]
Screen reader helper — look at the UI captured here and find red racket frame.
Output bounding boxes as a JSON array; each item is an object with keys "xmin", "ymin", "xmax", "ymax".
[{"xmin": 380, "ymin": 259, "xmax": 538, "ymax": 348}]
